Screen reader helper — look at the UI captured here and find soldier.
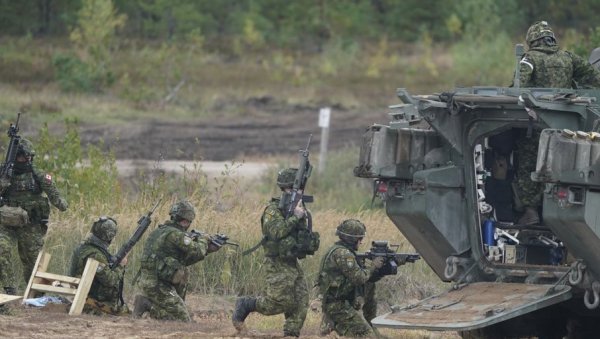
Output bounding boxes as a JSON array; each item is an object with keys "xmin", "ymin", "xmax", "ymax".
[
  {"xmin": 0, "ymin": 138, "xmax": 68, "ymax": 295},
  {"xmin": 69, "ymin": 216, "xmax": 129, "ymax": 315},
  {"xmin": 515, "ymin": 22, "xmax": 600, "ymax": 225},
  {"xmin": 518, "ymin": 21, "xmax": 600, "ymax": 88},
  {"xmin": 317, "ymin": 219, "xmax": 384, "ymax": 337},
  {"xmin": 233, "ymin": 168, "xmax": 317, "ymax": 337},
  {"xmin": 133, "ymin": 200, "xmax": 220, "ymax": 321}
]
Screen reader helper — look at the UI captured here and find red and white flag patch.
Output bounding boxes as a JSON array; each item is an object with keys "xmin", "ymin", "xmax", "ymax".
[{"xmin": 45, "ymin": 174, "xmax": 52, "ymax": 183}]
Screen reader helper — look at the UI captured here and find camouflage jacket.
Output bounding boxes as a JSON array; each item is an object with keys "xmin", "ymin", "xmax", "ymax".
[
  {"xmin": 519, "ymin": 45, "xmax": 600, "ymax": 89},
  {"xmin": 318, "ymin": 241, "xmax": 377, "ymax": 303},
  {"xmin": 261, "ymin": 197, "xmax": 311, "ymax": 259},
  {"xmin": 1, "ymin": 164, "xmax": 67, "ymax": 223},
  {"xmin": 139, "ymin": 220, "xmax": 208, "ymax": 287},
  {"xmin": 68, "ymin": 234, "xmax": 124, "ymax": 304}
]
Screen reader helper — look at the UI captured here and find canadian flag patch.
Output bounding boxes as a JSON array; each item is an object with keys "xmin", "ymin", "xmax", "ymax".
[{"xmin": 45, "ymin": 174, "xmax": 52, "ymax": 183}]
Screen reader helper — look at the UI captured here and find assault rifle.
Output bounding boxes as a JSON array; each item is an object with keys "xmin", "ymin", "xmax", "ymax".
[
  {"xmin": 110, "ymin": 199, "xmax": 161, "ymax": 269},
  {"xmin": 0, "ymin": 113, "xmax": 22, "ymax": 197},
  {"xmin": 189, "ymin": 230, "xmax": 239, "ymax": 249},
  {"xmin": 281, "ymin": 135, "xmax": 314, "ymax": 224},
  {"xmin": 356, "ymin": 241, "xmax": 420, "ymax": 276}
]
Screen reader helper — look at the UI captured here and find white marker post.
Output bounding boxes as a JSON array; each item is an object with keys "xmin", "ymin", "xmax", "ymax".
[{"xmin": 318, "ymin": 107, "xmax": 331, "ymax": 174}]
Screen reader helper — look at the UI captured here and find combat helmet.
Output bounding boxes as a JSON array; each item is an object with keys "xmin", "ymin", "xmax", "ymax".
[
  {"xmin": 17, "ymin": 138, "xmax": 35, "ymax": 157},
  {"xmin": 277, "ymin": 168, "xmax": 297, "ymax": 189},
  {"xmin": 590, "ymin": 47, "xmax": 600, "ymax": 70},
  {"xmin": 336, "ymin": 219, "xmax": 366, "ymax": 247},
  {"xmin": 169, "ymin": 200, "xmax": 196, "ymax": 222},
  {"xmin": 526, "ymin": 21, "xmax": 556, "ymax": 47},
  {"xmin": 92, "ymin": 216, "xmax": 118, "ymax": 244}
]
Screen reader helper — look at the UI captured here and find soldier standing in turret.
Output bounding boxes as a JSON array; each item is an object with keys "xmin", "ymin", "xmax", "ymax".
[
  {"xmin": 515, "ymin": 21, "xmax": 600, "ymax": 225},
  {"xmin": 0, "ymin": 138, "xmax": 68, "ymax": 296}
]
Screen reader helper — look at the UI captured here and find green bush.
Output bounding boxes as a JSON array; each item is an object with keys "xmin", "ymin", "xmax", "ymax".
[{"xmin": 52, "ymin": 54, "xmax": 114, "ymax": 93}]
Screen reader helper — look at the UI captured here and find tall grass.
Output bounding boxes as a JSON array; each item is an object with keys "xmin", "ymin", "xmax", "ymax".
[{"xmin": 22, "ymin": 125, "xmax": 443, "ymax": 307}]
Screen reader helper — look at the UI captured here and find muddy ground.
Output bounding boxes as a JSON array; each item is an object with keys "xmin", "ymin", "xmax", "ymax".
[{"xmin": 74, "ymin": 96, "xmax": 390, "ymax": 161}]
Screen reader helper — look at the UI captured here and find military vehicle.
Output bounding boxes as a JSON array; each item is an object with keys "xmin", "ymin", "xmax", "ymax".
[{"xmin": 354, "ymin": 48, "xmax": 600, "ymax": 338}]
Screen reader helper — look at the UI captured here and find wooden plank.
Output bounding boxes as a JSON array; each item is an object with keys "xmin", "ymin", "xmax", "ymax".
[
  {"xmin": 0, "ymin": 294, "xmax": 22, "ymax": 305},
  {"xmin": 35, "ymin": 272, "xmax": 80, "ymax": 285},
  {"xmin": 23, "ymin": 252, "xmax": 51, "ymax": 300},
  {"xmin": 69, "ymin": 258, "xmax": 99, "ymax": 315},
  {"xmin": 31, "ymin": 283, "xmax": 77, "ymax": 295}
]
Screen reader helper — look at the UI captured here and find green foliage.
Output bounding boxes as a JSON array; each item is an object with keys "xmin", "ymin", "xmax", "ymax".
[
  {"xmin": 53, "ymin": 0, "xmax": 125, "ymax": 93},
  {"xmin": 449, "ymin": 0, "xmax": 515, "ymax": 86},
  {"xmin": 34, "ymin": 121, "xmax": 120, "ymax": 209},
  {"xmin": 565, "ymin": 26, "xmax": 600, "ymax": 59},
  {"xmin": 52, "ymin": 54, "xmax": 114, "ymax": 92}
]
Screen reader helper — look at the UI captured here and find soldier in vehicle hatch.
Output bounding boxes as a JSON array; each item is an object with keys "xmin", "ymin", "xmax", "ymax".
[
  {"xmin": 518, "ymin": 21, "xmax": 600, "ymax": 89},
  {"xmin": 515, "ymin": 21, "xmax": 600, "ymax": 225}
]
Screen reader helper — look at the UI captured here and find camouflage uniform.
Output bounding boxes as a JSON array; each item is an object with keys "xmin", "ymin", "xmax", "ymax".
[
  {"xmin": 233, "ymin": 168, "xmax": 319, "ymax": 337},
  {"xmin": 69, "ymin": 217, "xmax": 129, "ymax": 316},
  {"xmin": 515, "ymin": 129, "xmax": 543, "ymax": 209},
  {"xmin": 319, "ymin": 241, "xmax": 379, "ymax": 337},
  {"xmin": 519, "ymin": 21, "xmax": 600, "ymax": 89},
  {"xmin": 0, "ymin": 139, "xmax": 67, "ymax": 292},
  {"xmin": 253, "ymin": 198, "xmax": 310, "ymax": 335},
  {"xmin": 136, "ymin": 201, "xmax": 208, "ymax": 322}
]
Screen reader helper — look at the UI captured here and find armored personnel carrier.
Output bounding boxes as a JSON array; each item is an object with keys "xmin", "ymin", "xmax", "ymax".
[{"xmin": 354, "ymin": 51, "xmax": 600, "ymax": 338}]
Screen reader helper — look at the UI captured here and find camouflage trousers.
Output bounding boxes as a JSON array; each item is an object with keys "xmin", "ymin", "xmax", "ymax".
[
  {"xmin": 140, "ymin": 280, "xmax": 190, "ymax": 322},
  {"xmin": 255, "ymin": 257, "xmax": 308, "ymax": 336},
  {"xmin": 0, "ymin": 223, "xmax": 45, "ymax": 290},
  {"xmin": 516, "ymin": 130, "xmax": 543, "ymax": 208},
  {"xmin": 322, "ymin": 283, "xmax": 377, "ymax": 337},
  {"xmin": 84, "ymin": 297, "xmax": 130, "ymax": 316}
]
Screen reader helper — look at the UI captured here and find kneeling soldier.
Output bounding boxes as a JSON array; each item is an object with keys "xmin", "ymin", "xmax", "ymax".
[
  {"xmin": 133, "ymin": 200, "xmax": 220, "ymax": 321},
  {"xmin": 317, "ymin": 219, "xmax": 384, "ymax": 337},
  {"xmin": 69, "ymin": 216, "xmax": 129, "ymax": 315}
]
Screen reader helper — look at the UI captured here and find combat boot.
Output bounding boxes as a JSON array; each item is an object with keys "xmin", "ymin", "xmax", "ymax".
[
  {"xmin": 232, "ymin": 296, "xmax": 257, "ymax": 330},
  {"xmin": 518, "ymin": 207, "xmax": 540, "ymax": 226},
  {"xmin": 132, "ymin": 294, "xmax": 152, "ymax": 318}
]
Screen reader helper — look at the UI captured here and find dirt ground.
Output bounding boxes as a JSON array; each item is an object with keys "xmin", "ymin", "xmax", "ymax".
[
  {"xmin": 0, "ymin": 294, "xmax": 306, "ymax": 338},
  {"xmin": 0, "ymin": 294, "xmax": 460, "ymax": 338},
  {"xmin": 74, "ymin": 96, "xmax": 390, "ymax": 161}
]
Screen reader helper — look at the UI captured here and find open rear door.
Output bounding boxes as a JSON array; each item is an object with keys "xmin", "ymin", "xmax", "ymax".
[{"xmin": 373, "ymin": 282, "xmax": 571, "ymax": 331}]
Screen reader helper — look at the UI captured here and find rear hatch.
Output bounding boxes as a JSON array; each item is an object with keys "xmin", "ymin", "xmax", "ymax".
[{"xmin": 373, "ymin": 282, "xmax": 571, "ymax": 331}]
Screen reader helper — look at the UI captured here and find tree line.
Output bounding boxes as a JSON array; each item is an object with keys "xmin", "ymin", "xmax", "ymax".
[{"xmin": 2, "ymin": 0, "xmax": 599, "ymax": 50}]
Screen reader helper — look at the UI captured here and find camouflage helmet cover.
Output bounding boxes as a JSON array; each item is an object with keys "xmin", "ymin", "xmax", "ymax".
[
  {"xmin": 336, "ymin": 219, "xmax": 367, "ymax": 240},
  {"xmin": 92, "ymin": 216, "xmax": 118, "ymax": 243},
  {"xmin": 169, "ymin": 200, "xmax": 196, "ymax": 222},
  {"xmin": 277, "ymin": 168, "xmax": 298, "ymax": 188},
  {"xmin": 526, "ymin": 21, "xmax": 556, "ymax": 47},
  {"xmin": 17, "ymin": 138, "xmax": 35, "ymax": 156}
]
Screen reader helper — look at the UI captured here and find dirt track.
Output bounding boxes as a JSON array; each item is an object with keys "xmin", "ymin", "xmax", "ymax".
[{"xmin": 75, "ymin": 96, "xmax": 388, "ymax": 160}]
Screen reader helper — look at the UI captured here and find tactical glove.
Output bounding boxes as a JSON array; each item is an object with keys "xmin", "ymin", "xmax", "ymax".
[
  {"xmin": 57, "ymin": 197, "xmax": 68, "ymax": 211},
  {"xmin": 371, "ymin": 256, "xmax": 385, "ymax": 269}
]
